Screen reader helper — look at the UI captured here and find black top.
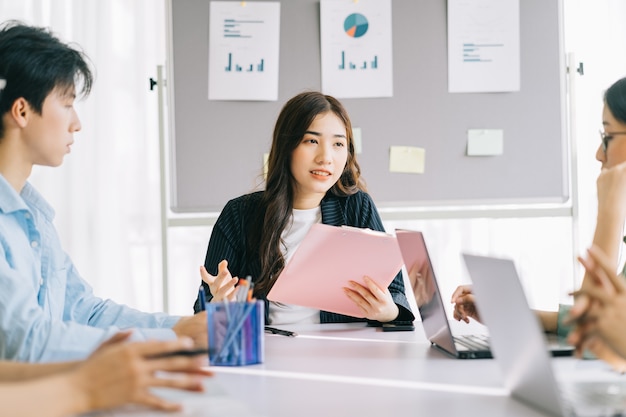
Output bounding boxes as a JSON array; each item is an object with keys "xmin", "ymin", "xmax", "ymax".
[{"xmin": 194, "ymin": 190, "xmax": 415, "ymax": 324}]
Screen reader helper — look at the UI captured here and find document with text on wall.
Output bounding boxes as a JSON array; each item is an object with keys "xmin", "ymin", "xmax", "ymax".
[{"xmin": 267, "ymin": 224, "xmax": 403, "ymax": 318}]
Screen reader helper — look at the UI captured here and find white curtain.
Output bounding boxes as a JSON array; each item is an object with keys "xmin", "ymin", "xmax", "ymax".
[
  {"xmin": 0, "ymin": 0, "xmax": 166, "ymax": 312},
  {"xmin": 2, "ymin": 0, "xmax": 626, "ymax": 318}
]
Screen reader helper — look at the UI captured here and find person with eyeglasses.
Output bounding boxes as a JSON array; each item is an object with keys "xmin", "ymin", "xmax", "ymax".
[
  {"xmin": 452, "ymin": 76, "xmax": 626, "ymax": 369},
  {"xmin": 565, "ymin": 76, "xmax": 626, "ymax": 364},
  {"xmin": 599, "ymin": 130, "xmax": 626, "ymax": 155}
]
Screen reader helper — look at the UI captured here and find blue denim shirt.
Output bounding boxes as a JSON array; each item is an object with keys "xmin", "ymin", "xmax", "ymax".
[{"xmin": 0, "ymin": 175, "xmax": 179, "ymax": 362}]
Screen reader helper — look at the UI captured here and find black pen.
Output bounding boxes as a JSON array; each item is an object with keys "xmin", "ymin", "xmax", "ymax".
[
  {"xmin": 264, "ymin": 326, "xmax": 297, "ymax": 337},
  {"xmin": 150, "ymin": 348, "xmax": 212, "ymax": 359}
]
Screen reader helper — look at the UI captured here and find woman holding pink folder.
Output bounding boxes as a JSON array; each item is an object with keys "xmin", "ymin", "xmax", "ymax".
[{"xmin": 195, "ymin": 91, "xmax": 414, "ymax": 326}]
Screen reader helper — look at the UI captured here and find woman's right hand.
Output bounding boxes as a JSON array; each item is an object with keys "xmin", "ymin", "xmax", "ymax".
[{"xmin": 200, "ymin": 260, "xmax": 238, "ymax": 302}]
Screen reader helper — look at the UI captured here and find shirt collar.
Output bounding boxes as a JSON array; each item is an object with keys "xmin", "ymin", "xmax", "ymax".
[{"xmin": 0, "ymin": 174, "xmax": 55, "ymax": 221}]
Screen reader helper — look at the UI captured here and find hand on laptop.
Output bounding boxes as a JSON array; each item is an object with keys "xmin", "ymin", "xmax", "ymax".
[
  {"xmin": 567, "ymin": 245, "xmax": 626, "ymax": 361},
  {"xmin": 451, "ymin": 285, "xmax": 482, "ymax": 323}
]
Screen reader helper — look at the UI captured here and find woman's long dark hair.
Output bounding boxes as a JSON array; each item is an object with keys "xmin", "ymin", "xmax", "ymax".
[{"xmin": 251, "ymin": 91, "xmax": 366, "ymax": 296}]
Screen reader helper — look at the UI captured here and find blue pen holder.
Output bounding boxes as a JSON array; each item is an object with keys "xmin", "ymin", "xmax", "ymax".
[{"xmin": 206, "ymin": 300, "xmax": 264, "ymax": 366}]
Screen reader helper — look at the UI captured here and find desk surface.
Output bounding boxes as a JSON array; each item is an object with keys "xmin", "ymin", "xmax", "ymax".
[{"xmin": 102, "ymin": 322, "xmax": 610, "ymax": 417}]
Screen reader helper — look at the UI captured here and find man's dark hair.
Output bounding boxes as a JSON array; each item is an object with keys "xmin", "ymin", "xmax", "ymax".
[{"xmin": 0, "ymin": 20, "xmax": 93, "ymax": 137}]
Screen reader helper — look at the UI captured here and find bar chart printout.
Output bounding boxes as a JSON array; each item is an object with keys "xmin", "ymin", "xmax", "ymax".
[
  {"xmin": 338, "ymin": 51, "xmax": 378, "ymax": 70},
  {"xmin": 208, "ymin": 1, "xmax": 280, "ymax": 101},
  {"xmin": 447, "ymin": 0, "xmax": 520, "ymax": 93},
  {"xmin": 224, "ymin": 53, "xmax": 265, "ymax": 72},
  {"xmin": 320, "ymin": 0, "xmax": 393, "ymax": 99}
]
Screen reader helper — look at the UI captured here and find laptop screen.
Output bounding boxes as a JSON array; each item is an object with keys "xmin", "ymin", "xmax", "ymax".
[
  {"xmin": 396, "ymin": 230, "xmax": 459, "ymax": 356},
  {"xmin": 462, "ymin": 254, "xmax": 565, "ymax": 416}
]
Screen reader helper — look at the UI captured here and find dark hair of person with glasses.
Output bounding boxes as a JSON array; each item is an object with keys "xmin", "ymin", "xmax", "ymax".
[{"xmin": 601, "ymin": 77, "xmax": 626, "ymax": 153}]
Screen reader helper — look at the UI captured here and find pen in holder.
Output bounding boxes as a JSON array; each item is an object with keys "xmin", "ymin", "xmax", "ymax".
[{"xmin": 206, "ymin": 300, "xmax": 264, "ymax": 366}]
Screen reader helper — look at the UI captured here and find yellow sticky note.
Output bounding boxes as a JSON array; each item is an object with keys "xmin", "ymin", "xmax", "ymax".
[
  {"xmin": 389, "ymin": 146, "xmax": 425, "ymax": 174},
  {"xmin": 263, "ymin": 153, "xmax": 269, "ymax": 179},
  {"xmin": 352, "ymin": 127, "xmax": 362, "ymax": 154}
]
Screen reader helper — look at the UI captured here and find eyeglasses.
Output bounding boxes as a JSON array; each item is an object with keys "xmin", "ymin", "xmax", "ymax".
[{"xmin": 600, "ymin": 130, "xmax": 626, "ymax": 153}]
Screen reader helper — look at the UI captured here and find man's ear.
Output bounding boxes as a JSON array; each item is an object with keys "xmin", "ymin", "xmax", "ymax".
[{"xmin": 10, "ymin": 98, "xmax": 30, "ymax": 128}]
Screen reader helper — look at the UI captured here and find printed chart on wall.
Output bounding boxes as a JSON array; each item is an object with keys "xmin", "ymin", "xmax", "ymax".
[
  {"xmin": 447, "ymin": 0, "xmax": 520, "ymax": 93},
  {"xmin": 320, "ymin": 0, "xmax": 393, "ymax": 99},
  {"xmin": 208, "ymin": 1, "xmax": 280, "ymax": 101}
]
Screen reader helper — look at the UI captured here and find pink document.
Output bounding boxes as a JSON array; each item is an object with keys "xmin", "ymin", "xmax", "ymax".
[{"xmin": 267, "ymin": 224, "xmax": 403, "ymax": 318}]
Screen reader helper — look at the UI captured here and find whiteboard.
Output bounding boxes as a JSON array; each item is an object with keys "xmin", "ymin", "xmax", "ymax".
[{"xmin": 166, "ymin": 0, "xmax": 568, "ymax": 213}]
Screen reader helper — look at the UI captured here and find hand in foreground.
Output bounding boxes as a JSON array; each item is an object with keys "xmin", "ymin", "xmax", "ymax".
[
  {"xmin": 343, "ymin": 276, "xmax": 399, "ymax": 322},
  {"xmin": 567, "ymin": 245, "xmax": 626, "ymax": 360},
  {"xmin": 200, "ymin": 260, "xmax": 238, "ymax": 302},
  {"xmin": 451, "ymin": 285, "xmax": 481, "ymax": 323},
  {"xmin": 70, "ymin": 335, "xmax": 213, "ymax": 413}
]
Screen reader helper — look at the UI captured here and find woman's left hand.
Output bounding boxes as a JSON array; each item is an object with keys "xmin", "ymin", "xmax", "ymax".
[{"xmin": 343, "ymin": 276, "xmax": 399, "ymax": 322}]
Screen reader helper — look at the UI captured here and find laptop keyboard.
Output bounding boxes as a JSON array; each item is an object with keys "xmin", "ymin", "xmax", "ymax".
[
  {"xmin": 453, "ymin": 334, "xmax": 490, "ymax": 351},
  {"xmin": 561, "ymin": 381, "xmax": 626, "ymax": 416}
]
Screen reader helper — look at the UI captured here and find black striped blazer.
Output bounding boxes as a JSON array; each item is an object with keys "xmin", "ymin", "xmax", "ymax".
[{"xmin": 194, "ymin": 190, "xmax": 415, "ymax": 324}]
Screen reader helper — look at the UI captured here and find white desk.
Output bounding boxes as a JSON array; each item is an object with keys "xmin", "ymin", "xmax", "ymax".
[{"xmin": 102, "ymin": 322, "xmax": 597, "ymax": 417}]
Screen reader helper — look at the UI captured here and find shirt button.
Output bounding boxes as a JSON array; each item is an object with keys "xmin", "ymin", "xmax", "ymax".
[
  {"xmin": 39, "ymin": 278, "xmax": 44, "ymax": 286},
  {"xmin": 31, "ymin": 241, "xmax": 38, "ymax": 248}
]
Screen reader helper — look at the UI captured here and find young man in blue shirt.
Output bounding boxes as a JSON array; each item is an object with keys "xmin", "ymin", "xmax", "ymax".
[{"xmin": 0, "ymin": 20, "xmax": 207, "ymax": 361}]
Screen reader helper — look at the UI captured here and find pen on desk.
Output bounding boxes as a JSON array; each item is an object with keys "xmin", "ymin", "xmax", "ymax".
[
  {"xmin": 264, "ymin": 326, "xmax": 297, "ymax": 337},
  {"xmin": 150, "ymin": 348, "xmax": 212, "ymax": 359},
  {"xmin": 198, "ymin": 285, "xmax": 207, "ymax": 311}
]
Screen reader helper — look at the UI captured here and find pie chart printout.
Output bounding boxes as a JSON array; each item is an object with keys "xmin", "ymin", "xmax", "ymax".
[{"xmin": 344, "ymin": 13, "xmax": 368, "ymax": 38}]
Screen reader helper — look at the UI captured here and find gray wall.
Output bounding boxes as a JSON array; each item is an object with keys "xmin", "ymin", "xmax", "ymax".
[{"xmin": 167, "ymin": 0, "xmax": 567, "ymax": 213}]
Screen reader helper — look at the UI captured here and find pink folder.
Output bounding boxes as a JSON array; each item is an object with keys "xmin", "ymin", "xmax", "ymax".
[{"xmin": 267, "ymin": 224, "xmax": 403, "ymax": 318}]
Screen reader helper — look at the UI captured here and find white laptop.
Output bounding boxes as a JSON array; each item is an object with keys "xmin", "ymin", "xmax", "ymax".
[{"xmin": 463, "ymin": 253, "xmax": 626, "ymax": 417}]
